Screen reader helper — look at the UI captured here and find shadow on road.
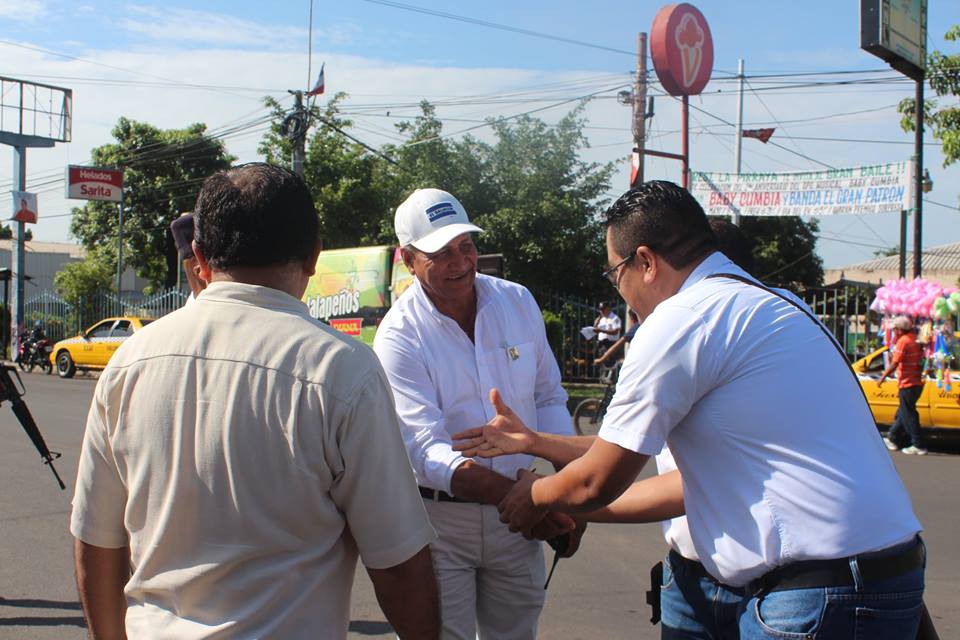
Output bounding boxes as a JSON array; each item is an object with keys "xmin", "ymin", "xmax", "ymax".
[
  {"xmin": 0, "ymin": 598, "xmax": 81, "ymax": 611},
  {"xmin": 0, "ymin": 597, "xmax": 85, "ymax": 628},
  {"xmin": 349, "ymin": 619, "xmax": 394, "ymax": 635}
]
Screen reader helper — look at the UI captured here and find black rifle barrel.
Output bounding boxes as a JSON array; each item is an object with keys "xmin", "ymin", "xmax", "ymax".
[{"xmin": 0, "ymin": 365, "xmax": 66, "ymax": 490}]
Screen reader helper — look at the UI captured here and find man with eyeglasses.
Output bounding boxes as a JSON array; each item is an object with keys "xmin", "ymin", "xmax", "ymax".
[
  {"xmin": 372, "ymin": 188, "xmax": 580, "ymax": 640},
  {"xmin": 494, "ymin": 181, "xmax": 925, "ymax": 639}
]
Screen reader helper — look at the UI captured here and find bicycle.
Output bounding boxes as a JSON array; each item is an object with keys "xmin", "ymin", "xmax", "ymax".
[{"xmin": 571, "ymin": 361, "xmax": 621, "ymax": 436}]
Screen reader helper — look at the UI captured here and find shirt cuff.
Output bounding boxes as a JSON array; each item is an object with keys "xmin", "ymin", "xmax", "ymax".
[
  {"xmin": 422, "ymin": 444, "xmax": 471, "ymax": 495},
  {"xmin": 360, "ymin": 521, "xmax": 438, "ymax": 570},
  {"xmin": 536, "ymin": 403, "xmax": 574, "ymax": 436}
]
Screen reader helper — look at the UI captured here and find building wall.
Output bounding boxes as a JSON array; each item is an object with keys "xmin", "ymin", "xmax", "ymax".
[
  {"xmin": 0, "ymin": 240, "xmax": 150, "ymax": 295},
  {"xmin": 824, "ymin": 267, "xmax": 959, "ymax": 289}
]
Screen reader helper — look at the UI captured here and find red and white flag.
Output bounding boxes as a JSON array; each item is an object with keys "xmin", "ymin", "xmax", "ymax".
[
  {"xmin": 307, "ymin": 63, "xmax": 325, "ymax": 97},
  {"xmin": 742, "ymin": 127, "xmax": 775, "ymax": 143}
]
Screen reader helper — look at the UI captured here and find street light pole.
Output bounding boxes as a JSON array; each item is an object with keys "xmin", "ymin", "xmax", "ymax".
[{"xmin": 912, "ymin": 78, "xmax": 924, "ymax": 278}]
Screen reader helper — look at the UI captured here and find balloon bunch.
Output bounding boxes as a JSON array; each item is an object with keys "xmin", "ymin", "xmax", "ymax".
[
  {"xmin": 870, "ymin": 278, "xmax": 958, "ymax": 318},
  {"xmin": 931, "ymin": 291, "xmax": 960, "ymax": 320}
]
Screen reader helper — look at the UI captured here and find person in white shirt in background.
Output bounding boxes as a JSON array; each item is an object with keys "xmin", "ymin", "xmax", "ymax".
[
  {"xmin": 592, "ymin": 301, "xmax": 621, "ymax": 349},
  {"xmin": 373, "ymin": 188, "xmax": 581, "ymax": 640},
  {"xmin": 169, "ymin": 212, "xmax": 206, "ymax": 304},
  {"xmin": 71, "ymin": 163, "xmax": 439, "ymax": 640},
  {"xmin": 472, "ymin": 181, "xmax": 925, "ymax": 640}
]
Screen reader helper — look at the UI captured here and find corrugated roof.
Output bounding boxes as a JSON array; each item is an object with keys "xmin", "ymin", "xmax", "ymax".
[
  {"xmin": 0, "ymin": 239, "xmax": 85, "ymax": 258},
  {"xmin": 838, "ymin": 241, "xmax": 960, "ymax": 273}
]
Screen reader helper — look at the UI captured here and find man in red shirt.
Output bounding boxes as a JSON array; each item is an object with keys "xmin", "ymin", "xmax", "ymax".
[{"xmin": 878, "ymin": 316, "xmax": 927, "ymax": 455}]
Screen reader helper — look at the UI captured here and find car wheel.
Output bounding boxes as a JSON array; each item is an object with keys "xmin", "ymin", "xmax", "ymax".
[{"xmin": 56, "ymin": 351, "xmax": 76, "ymax": 379}]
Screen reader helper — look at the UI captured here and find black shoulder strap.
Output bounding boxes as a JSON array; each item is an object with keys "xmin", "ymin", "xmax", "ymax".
[{"xmin": 704, "ymin": 273, "xmax": 870, "ymax": 404}]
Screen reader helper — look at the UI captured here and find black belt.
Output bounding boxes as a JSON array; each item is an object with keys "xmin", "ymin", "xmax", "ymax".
[
  {"xmin": 668, "ymin": 550, "xmax": 743, "ymax": 592},
  {"xmin": 748, "ymin": 536, "xmax": 924, "ymax": 597},
  {"xmin": 418, "ymin": 486, "xmax": 469, "ymax": 503}
]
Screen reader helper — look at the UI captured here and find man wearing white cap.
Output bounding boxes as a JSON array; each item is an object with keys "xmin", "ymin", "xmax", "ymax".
[{"xmin": 373, "ymin": 188, "xmax": 578, "ymax": 640}]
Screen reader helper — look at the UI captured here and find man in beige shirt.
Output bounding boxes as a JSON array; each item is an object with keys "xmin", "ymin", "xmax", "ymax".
[{"xmin": 70, "ymin": 163, "xmax": 439, "ymax": 639}]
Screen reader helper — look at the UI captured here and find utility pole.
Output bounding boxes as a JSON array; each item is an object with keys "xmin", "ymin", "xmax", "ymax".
[
  {"xmin": 631, "ymin": 32, "xmax": 647, "ymax": 188},
  {"xmin": 912, "ymin": 79, "xmax": 924, "ymax": 278},
  {"xmin": 733, "ymin": 59, "xmax": 745, "ymax": 225},
  {"xmin": 292, "ymin": 91, "xmax": 306, "ymax": 178},
  {"xmin": 282, "ymin": 90, "xmax": 310, "ymax": 178}
]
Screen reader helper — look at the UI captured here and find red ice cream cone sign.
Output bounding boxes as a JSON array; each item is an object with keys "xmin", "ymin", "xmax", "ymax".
[{"xmin": 651, "ymin": 3, "xmax": 713, "ymax": 97}]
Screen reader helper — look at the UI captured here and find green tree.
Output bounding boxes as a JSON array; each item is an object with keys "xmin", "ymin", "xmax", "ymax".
[
  {"xmin": 738, "ymin": 217, "xmax": 824, "ymax": 288},
  {"xmin": 69, "ymin": 118, "xmax": 234, "ymax": 290},
  {"xmin": 259, "ymin": 94, "xmax": 395, "ymax": 248},
  {"xmin": 0, "ymin": 224, "xmax": 32, "ymax": 241},
  {"xmin": 898, "ymin": 25, "xmax": 960, "ymax": 167},
  {"xmin": 261, "ymin": 97, "xmax": 615, "ymax": 297},
  {"xmin": 383, "ymin": 103, "xmax": 615, "ymax": 298}
]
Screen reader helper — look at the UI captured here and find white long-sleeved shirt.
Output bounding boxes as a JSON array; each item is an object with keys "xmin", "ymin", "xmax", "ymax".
[{"xmin": 374, "ymin": 274, "xmax": 572, "ymax": 494}]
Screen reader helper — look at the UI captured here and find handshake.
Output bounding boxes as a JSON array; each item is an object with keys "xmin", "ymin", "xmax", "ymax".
[{"xmin": 452, "ymin": 389, "xmax": 586, "ymax": 558}]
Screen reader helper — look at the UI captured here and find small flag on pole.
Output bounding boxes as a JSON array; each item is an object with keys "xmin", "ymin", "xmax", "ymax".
[
  {"xmin": 742, "ymin": 128, "xmax": 775, "ymax": 143},
  {"xmin": 307, "ymin": 63, "xmax": 325, "ymax": 97}
]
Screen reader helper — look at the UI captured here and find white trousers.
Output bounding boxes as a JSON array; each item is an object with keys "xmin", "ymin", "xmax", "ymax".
[{"xmin": 423, "ymin": 499, "xmax": 546, "ymax": 640}]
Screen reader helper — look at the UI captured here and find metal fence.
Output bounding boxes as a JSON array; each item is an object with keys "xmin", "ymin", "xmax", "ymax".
[
  {"xmin": 22, "ymin": 287, "xmax": 188, "ymax": 344},
  {"xmin": 536, "ymin": 280, "xmax": 882, "ymax": 383}
]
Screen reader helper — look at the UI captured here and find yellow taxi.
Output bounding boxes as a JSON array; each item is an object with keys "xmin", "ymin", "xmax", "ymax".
[
  {"xmin": 852, "ymin": 340, "xmax": 960, "ymax": 431},
  {"xmin": 51, "ymin": 316, "xmax": 154, "ymax": 379}
]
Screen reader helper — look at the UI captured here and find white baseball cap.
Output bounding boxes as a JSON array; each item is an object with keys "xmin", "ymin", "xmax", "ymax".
[{"xmin": 395, "ymin": 188, "xmax": 484, "ymax": 254}]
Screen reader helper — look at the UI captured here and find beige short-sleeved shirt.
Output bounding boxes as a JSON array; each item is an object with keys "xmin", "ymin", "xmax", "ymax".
[{"xmin": 70, "ymin": 281, "xmax": 436, "ymax": 639}]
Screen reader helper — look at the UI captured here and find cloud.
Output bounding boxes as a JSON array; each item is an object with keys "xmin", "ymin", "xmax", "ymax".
[
  {"xmin": 0, "ymin": 0, "xmax": 46, "ymax": 21},
  {"xmin": 120, "ymin": 5, "xmax": 308, "ymax": 48}
]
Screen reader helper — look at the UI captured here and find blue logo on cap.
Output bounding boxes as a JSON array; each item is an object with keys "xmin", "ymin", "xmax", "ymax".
[{"xmin": 425, "ymin": 202, "xmax": 457, "ymax": 223}]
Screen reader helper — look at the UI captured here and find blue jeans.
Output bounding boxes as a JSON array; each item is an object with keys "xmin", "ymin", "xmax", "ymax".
[
  {"xmin": 738, "ymin": 542, "xmax": 925, "ymax": 639},
  {"xmin": 661, "ymin": 551, "xmax": 744, "ymax": 640},
  {"xmin": 887, "ymin": 385, "xmax": 925, "ymax": 449}
]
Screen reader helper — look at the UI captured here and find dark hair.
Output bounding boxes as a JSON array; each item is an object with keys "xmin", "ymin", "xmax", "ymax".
[
  {"xmin": 604, "ymin": 180, "xmax": 717, "ymax": 270},
  {"xmin": 193, "ymin": 163, "xmax": 318, "ymax": 269},
  {"xmin": 708, "ymin": 217, "xmax": 755, "ymax": 275}
]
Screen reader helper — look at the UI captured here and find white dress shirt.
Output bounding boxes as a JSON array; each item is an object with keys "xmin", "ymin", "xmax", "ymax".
[
  {"xmin": 599, "ymin": 252, "xmax": 921, "ymax": 587},
  {"xmin": 374, "ymin": 274, "xmax": 572, "ymax": 494},
  {"xmin": 596, "ymin": 311, "xmax": 622, "ymax": 343}
]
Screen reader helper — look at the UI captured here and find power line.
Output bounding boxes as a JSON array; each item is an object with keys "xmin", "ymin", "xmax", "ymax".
[{"xmin": 356, "ymin": 0, "xmax": 637, "ymax": 57}]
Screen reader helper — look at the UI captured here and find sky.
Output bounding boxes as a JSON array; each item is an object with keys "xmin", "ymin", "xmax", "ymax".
[{"xmin": 0, "ymin": 0, "xmax": 957, "ymax": 271}]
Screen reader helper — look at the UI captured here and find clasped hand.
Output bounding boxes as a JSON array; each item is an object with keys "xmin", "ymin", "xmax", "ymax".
[{"xmin": 453, "ymin": 390, "xmax": 581, "ymax": 548}]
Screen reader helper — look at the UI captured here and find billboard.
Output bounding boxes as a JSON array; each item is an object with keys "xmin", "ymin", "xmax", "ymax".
[
  {"xmin": 861, "ymin": 0, "xmax": 927, "ymax": 80},
  {"xmin": 690, "ymin": 162, "xmax": 913, "ymax": 218},
  {"xmin": 303, "ymin": 245, "xmax": 394, "ymax": 344},
  {"xmin": 11, "ymin": 191, "xmax": 37, "ymax": 224},
  {"xmin": 66, "ymin": 165, "xmax": 123, "ymax": 202}
]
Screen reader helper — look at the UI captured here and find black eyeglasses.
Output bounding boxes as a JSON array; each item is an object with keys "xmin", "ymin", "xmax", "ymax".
[{"xmin": 601, "ymin": 252, "xmax": 636, "ymax": 287}]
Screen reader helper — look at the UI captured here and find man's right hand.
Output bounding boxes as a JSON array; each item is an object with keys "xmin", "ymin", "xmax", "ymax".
[{"xmin": 452, "ymin": 389, "xmax": 537, "ymax": 458}]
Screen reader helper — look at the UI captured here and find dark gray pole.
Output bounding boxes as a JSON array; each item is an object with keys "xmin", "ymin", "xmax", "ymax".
[
  {"xmin": 116, "ymin": 200, "xmax": 124, "ymax": 295},
  {"xmin": 899, "ymin": 209, "xmax": 907, "ymax": 278},
  {"xmin": 912, "ymin": 79, "xmax": 923, "ymax": 278},
  {"xmin": 292, "ymin": 91, "xmax": 306, "ymax": 178},
  {"xmin": 11, "ymin": 145, "xmax": 26, "ymax": 359}
]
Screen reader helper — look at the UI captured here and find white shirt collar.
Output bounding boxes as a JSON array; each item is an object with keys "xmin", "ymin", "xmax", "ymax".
[{"xmin": 676, "ymin": 251, "xmax": 742, "ymax": 295}]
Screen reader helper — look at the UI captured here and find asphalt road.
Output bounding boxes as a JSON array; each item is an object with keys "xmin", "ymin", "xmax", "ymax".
[{"xmin": 0, "ymin": 370, "xmax": 957, "ymax": 639}]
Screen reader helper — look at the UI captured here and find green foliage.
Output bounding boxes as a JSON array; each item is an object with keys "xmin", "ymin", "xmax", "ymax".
[
  {"xmin": 541, "ymin": 309, "xmax": 564, "ymax": 356},
  {"xmin": 874, "ymin": 246, "xmax": 900, "ymax": 258},
  {"xmin": 0, "ymin": 224, "xmax": 32, "ymax": 241},
  {"xmin": 69, "ymin": 118, "xmax": 234, "ymax": 289},
  {"xmin": 898, "ymin": 25, "xmax": 960, "ymax": 167},
  {"xmin": 54, "ymin": 247, "xmax": 115, "ymax": 304},
  {"xmin": 264, "ymin": 98, "xmax": 616, "ymax": 297},
  {"xmin": 737, "ymin": 217, "xmax": 824, "ymax": 287}
]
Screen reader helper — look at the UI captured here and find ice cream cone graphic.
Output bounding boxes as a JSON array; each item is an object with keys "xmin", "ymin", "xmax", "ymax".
[{"xmin": 675, "ymin": 13, "xmax": 704, "ymax": 89}]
